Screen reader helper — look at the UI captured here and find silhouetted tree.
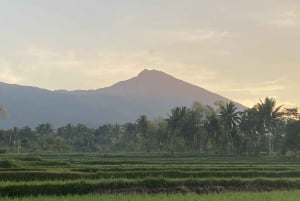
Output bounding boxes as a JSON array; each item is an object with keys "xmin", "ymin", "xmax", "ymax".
[{"xmin": 219, "ymin": 102, "xmax": 241, "ymax": 153}]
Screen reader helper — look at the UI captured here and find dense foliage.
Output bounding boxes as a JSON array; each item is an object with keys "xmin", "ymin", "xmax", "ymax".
[{"xmin": 0, "ymin": 97, "xmax": 299, "ymax": 156}]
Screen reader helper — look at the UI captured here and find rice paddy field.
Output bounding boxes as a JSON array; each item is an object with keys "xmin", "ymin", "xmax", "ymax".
[
  {"xmin": 0, "ymin": 191, "xmax": 300, "ymax": 201},
  {"xmin": 0, "ymin": 153, "xmax": 300, "ymax": 200}
]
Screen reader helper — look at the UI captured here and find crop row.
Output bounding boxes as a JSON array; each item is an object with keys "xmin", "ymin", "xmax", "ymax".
[
  {"xmin": 1, "ymin": 178, "xmax": 300, "ymax": 196},
  {"xmin": 1, "ymin": 191, "xmax": 300, "ymax": 201},
  {"xmin": 72, "ymin": 166, "xmax": 298, "ymax": 173},
  {"xmin": 2, "ymin": 158, "xmax": 300, "ymax": 169},
  {"xmin": 0, "ymin": 165, "xmax": 300, "ymax": 173},
  {"xmin": 2, "ymin": 170, "xmax": 300, "ymax": 181},
  {"xmin": 95, "ymin": 170, "xmax": 300, "ymax": 179}
]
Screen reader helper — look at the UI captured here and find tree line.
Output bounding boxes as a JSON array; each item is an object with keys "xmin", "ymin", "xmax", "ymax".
[{"xmin": 0, "ymin": 97, "xmax": 299, "ymax": 156}]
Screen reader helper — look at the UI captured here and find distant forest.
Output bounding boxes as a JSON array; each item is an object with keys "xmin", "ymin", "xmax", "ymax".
[{"xmin": 0, "ymin": 97, "xmax": 300, "ymax": 157}]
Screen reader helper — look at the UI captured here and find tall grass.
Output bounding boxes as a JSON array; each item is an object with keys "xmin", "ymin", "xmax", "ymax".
[
  {"xmin": 0, "ymin": 191, "xmax": 299, "ymax": 201},
  {"xmin": 1, "ymin": 178, "xmax": 300, "ymax": 196},
  {"xmin": 0, "ymin": 153, "xmax": 300, "ymax": 197}
]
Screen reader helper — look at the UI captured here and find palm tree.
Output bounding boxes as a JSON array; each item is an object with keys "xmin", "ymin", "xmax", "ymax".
[
  {"xmin": 167, "ymin": 106, "xmax": 199, "ymax": 151},
  {"xmin": 167, "ymin": 106, "xmax": 189, "ymax": 132},
  {"xmin": 136, "ymin": 115, "xmax": 148, "ymax": 136},
  {"xmin": 254, "ymin": 97, "xmax": 283, "ymax": 153},
  {"xmin": 240, "ymin": 108, "xmax": 261, "ymax": 154},
  {"xmin": 219, "ymin": 101, "xmax": 241, "ymax": 153},
  {"xmin": 255, "ymin": 97, "xmax": 283, "ymax": 129},
  {"xmin": 166, "ymin": 106, "xmax": 191, "ymax": 152},
  {"xmin": 35, "ymin": 123, "xmax": 54, "ymax": 150},
  {"xmin": 35, "ymin": 123, "xmax": 54, "ymax": 136},
  {"xmin": 136, "ymin": 115, "xmax": 149, "ymax": 151},
  {"xmin": 203, "ymin": 108, "xmax": 220, "ymax": 152}
]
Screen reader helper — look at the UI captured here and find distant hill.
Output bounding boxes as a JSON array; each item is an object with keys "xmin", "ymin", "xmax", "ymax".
[{"xmin": 0, "ymin": 69, "xmax": 245, "ymax": 128}]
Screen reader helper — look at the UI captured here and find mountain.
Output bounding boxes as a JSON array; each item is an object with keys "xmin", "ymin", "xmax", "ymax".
[{"xmin": 0, "ymin": 69, "xmax": 245, "ymax": 129}]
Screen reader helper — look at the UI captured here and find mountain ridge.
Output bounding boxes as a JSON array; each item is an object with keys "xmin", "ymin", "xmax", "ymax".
[{"xmin": 0, "ymin": 69, "xmax": 245, "ymax": 129}]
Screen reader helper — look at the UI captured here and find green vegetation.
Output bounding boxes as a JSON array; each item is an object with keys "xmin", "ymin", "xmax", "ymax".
[
  {"xmin": 0, "ymin": 153, "xmax": 299, "ymax": 197},
  {"xmin": 0, "ymin": 97, "xmax": 299, "ymax": 156},
  {"xmin": 0, "ymin": 98, "xmax": 299, "ymax": 198}
]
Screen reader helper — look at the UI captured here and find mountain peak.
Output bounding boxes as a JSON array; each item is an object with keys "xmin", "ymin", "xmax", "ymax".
[
  {"xmin": 99, "ymin": 68, "xmax": 234, "ymax": 104},
  {"xmin": 136, "ymin": 69, "xmax": 175, "ymax": 80},
  {"xmin": 137, "ymin": 69, "xmax": 167, "ymax": 77}
]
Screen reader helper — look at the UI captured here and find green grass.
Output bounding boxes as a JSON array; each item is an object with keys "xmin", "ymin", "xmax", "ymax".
[
  {"xmin": 0, "ymin": 191, "xmax": 299, "ymax": 201},
  {"xmin": 1, "ymin": 177, "xmax": 300, "ymax": 196},
  {"xmin": 1, "ymin": 153, "xmax": 300, "ymax": 197}
]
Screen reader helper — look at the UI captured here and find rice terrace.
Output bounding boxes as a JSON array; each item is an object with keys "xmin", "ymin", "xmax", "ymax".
[{"xmin": 0, "ymin": 153, "xmax": 300, "ymax": 200}]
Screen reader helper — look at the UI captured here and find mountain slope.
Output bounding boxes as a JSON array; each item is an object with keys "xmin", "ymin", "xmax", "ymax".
[
  {"xmin": 98, "ymin": 69, "xmax": 231, "ymax": 104},
  {"xmin": 0, "ymin": 69, "xmax": 245, "ymax": 128}
]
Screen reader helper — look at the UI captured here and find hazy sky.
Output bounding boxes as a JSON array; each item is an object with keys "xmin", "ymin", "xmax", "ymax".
[{"xmin": 0, "ymin": 0, "xmax": 299, "ymax": 108}]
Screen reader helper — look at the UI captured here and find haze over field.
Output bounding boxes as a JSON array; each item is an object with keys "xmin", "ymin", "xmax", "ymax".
[{"xmin": 0, "ymin": 0, "xmax": 299, "ymax": 108}]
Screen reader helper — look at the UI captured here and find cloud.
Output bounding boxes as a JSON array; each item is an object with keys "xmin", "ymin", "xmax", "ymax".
[
  {"xmin": 210, "ymin": 77, "xmax": 286, "ymax": 92},
  {"xmin": 1, "ymin": 46, "xmax": 298, "ymax": 109},
  {"xmin": 199, "ymin": 77, "xmax": 290, "ymax": 107},
  {"xmin": 0, "ymin": 46, "xmax": 218, "ymax": 90},
  {"xmin": 222, "ymin": 84, "xmax": 285, "ymax": 94},
  {"xmin": 0, "ymin": 61, "xmax": 22, "ymax": 83},
  {"xmin": 271, "ymin": 10, "xmax": 300, "ymax": 27},
  {"xmin": 175, "ymin": 29, "xmax": 232, "ymax": 42}
]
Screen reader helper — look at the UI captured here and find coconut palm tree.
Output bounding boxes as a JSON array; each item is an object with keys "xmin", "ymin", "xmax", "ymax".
[
  {"xmin": 254, "ymin": 97, "xmax": 283, "ymax": 153},
  {"xmin": 136, "ymin": 115, "xmax": 149, "ymax": 151},
  {"xmin": 219, "ymin": 102, "xmax": 241, "ymax": 128},
  {"xmin": 219, "ymin": 101, "xmax": 241, "ymax": 153},
  {"xmin": 203, "ymin": 108, "xmax": 221, "ymax": 152},
  {"xmin": 167, "ymin": 106, "xmax": 200, "ymax": 149},
  {"xmin": 240, "ymin": 108, "xmax": 261, "ymax": 154},
  {"xmin": 35, "ymin": 123, "xmax": 54, "ymax": 150}
]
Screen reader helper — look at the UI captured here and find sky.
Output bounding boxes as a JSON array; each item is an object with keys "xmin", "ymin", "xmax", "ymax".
[{"xmin": 0, "ymin": 0, "xmax": 299, "ymax": 108}]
